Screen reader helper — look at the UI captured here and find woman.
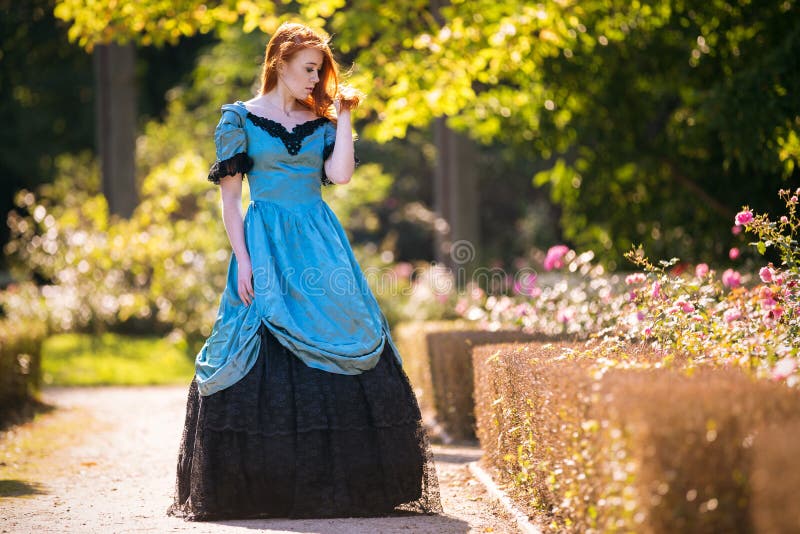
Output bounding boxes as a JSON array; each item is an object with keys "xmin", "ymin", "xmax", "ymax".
[{"xmin": 166, "ymin": 21, "xmax": 443, "ymax": 520}]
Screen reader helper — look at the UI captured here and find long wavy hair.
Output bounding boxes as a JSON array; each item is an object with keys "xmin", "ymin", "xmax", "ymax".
[{"xmin": 258, "ymin": 22, "xmax": 363, "ymax": 124}]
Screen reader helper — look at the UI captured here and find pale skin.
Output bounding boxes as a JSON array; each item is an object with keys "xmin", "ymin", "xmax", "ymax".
[{"xmin": 217, "ymin": 46, "xmax": 356, "ymax": 306}]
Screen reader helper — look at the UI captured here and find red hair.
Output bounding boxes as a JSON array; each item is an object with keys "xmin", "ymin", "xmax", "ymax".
[{"xmin": 258, "ymin": 22, "xmax": 363, "ymax": 123}]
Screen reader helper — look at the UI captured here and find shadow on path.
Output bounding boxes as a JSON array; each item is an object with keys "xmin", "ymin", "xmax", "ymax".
[{"xmin": 0, "ymin": 479, "xmax": 47, "ymax": 498}]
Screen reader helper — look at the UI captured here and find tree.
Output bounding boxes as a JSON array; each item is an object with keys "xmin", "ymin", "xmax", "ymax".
[{"xmin": 54, "ymin": 0, "xmax": 800, "ymax": 266}]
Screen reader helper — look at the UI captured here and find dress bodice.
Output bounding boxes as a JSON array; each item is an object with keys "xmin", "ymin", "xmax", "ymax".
[{"xmin": 208, "ymin": 100, "xmax": 343, "ymax": 208}]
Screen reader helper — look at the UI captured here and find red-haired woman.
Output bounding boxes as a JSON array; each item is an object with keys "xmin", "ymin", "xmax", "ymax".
[{"xmin": 166, "ymin": 22, "xmax": 442, "ymax": 521}]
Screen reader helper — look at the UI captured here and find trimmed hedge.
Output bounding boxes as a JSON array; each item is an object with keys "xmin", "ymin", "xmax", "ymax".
[
  {"xmin": 394, "ymin": 320, "xmax": 480, "ymax": 440},
  {"xmin": 424, "ymin": 329, "xmax": 542, "ymax": 442},
  {"xmin": 0, "ymin": 319, "xmax": 47, "ymax": 420},
  {"xmin": 472, "ymin": 341, "xmax": 800, "ymax": 532},
  {"xmin": 751, "ymin": 422, "xmax": 800, "ymax": 533},
  {"xmin": 394, "ymin": 320, "xmax": 544, "ymax": 442}
]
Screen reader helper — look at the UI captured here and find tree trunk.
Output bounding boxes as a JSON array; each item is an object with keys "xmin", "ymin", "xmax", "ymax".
[
  {"xmin": 93, "ymin": 41, "xmax": 138, "ymax": 217},
  {"xmin": 433, "ymin": 117, "xmax": 480, "ymax": 285}
]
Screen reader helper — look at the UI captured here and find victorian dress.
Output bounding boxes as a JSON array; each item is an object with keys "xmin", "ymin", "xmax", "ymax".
[{"xmin": 166, "ymin": 101, "xmax": 442, "ymax": 520}]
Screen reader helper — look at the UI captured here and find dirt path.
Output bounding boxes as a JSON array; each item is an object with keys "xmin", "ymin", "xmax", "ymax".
[{"xmin": 1, "ymin": 385, "xmax": 519, "ymax": 533}]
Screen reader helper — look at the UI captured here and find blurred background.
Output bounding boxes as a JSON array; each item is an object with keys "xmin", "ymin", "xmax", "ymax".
[{"xmin": 0, "ymin": 0, "xmax": 797, "ymax": 388}]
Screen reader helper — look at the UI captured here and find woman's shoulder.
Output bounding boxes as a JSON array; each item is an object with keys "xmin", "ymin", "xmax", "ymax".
[{"xmin": 220, "ymin": 100, "xmax": 249, "ymax": 120}]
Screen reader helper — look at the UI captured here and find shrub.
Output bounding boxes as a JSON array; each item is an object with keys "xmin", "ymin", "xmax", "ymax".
[
  {"xmin": 0, "ymin": 317, "xmax": 47, "ymax": 422},
  {"xmin": 393, "ymin": 319, "xmax": 480, "ymax": 442},
  {"xmin": 472, "ymin": 340, "xmax": 800, "ymax": 532}
]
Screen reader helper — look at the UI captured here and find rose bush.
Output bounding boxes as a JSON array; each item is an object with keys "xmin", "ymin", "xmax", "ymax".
[{"xmin": 453, "ymin": 187, "xmax": 800, "ymax": 386}]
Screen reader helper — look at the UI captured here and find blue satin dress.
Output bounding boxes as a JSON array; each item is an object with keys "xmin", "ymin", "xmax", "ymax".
[{"xmin": 194, "ymin": 101, "xmax": 401, "ymax": 396}]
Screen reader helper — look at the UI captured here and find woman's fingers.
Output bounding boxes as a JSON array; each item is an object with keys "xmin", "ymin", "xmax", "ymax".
[
  {"xmin": 245, "ymin": 277, "xmax": 254, "ymax": 300},
  {"xmin": 239, "ymin": 282, "xmax": 251, "ymax": 305},
  {"xmin": 238, "ymin": 275, "xmax": 255, "ymax": 305}
]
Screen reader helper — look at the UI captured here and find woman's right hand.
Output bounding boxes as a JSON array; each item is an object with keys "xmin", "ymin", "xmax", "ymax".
[{"xmin": 237, "ymin": 256, "xmax": 255, "ymax": 306}]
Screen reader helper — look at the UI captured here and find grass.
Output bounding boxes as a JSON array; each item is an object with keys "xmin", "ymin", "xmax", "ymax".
[{"xmin": 41, "ymin": 332, "xmax": 195, "ymax": 386}]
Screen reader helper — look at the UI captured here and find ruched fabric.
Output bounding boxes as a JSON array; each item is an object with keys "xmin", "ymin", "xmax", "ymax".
[{"xmin": 195, "ymin": 196, "xmax": 400, "ymax": 396}]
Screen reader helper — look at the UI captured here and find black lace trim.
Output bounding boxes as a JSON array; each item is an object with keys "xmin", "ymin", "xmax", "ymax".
[
  {"xmin": 246, "ymin": 113, "xmax": 329, "ymax": 155},
  {"xmin": 321, "ymin": 142, "xmax": 361, "ymax": 186},
  {"xmin": 208, "ymin": 152, "xmax": 254, "ymax": 185}
]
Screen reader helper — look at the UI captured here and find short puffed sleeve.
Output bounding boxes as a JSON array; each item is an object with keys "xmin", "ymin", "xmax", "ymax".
[
  {"xmin": 321, "ymin": 120, "xmax": 360, "ymax": 186},
  {"xmin": 207, "ymin": 108, "xmax": 254, "ymax": 185}
]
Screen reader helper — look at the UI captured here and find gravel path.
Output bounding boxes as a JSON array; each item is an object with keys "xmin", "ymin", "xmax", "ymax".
[{"xmin": 1, "ymin": 385, "xmax": 519, "ymax": 533}]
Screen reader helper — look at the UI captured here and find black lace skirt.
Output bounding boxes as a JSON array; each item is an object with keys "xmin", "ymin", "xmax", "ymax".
[{"xmin": 167, "ymin": 323, "xmax": 443, "ymax": 521}]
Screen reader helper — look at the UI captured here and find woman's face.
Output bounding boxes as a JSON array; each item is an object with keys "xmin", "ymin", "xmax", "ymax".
[{"xmin": 279, "ymin": 47, "xmax": 324, "ymax": 100}]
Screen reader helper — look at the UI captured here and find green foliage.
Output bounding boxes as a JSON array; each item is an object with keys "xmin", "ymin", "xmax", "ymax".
[
  {"xmin": 322, "ymin": 162, "xmax": 392, "ymax": 231},
  {"xmin": 41, "ymin": 331, "xmax": 194, "ymax": 386},
  {"xmin": 52, "ymin": 0, "xmax": 800, "ymax": 266},
  {"xmin": 0, "ymin": 0, "xmax": 96, "ymax": 266},
  {"xmin": 3, "ymin": 27, "xmax": 409, "ymax": 343},
  {"xmin": 4, "ymin": 150, "xmax": 230, "ymax": 340},
  {"xmin": 52, "ymin": 0, "xmax": 283, "ymax": 50}
]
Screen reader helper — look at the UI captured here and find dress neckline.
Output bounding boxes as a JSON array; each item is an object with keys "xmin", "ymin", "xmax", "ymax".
[
  {"xmin": 235, "ymin": 101, "xmax": 328, "ymax": 156},
  {"xmin": 236, "ymin": 100, "xmax": 327, "ymax": 134}
]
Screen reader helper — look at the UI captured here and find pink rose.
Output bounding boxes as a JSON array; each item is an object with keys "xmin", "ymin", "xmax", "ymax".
[
  {"xmin": 470, "ymin": 285, "xmax": 486, "ymax": 301},
  {"xmin": 723, "ymin": 308, "xmax": 741, "ymax": 322},
  {"xmin": 675, "ymin": 299, "xmax": 695, "ymax": 313},
  {"xmin": 556, "ymin": 308, "xmax": 574, "ymax": 323},
  {"xmin": 729, "ymin": 247, "xmax": 740, "ymax": 260},
  {"xmin": 695, "ymin": 263, "xmax": 709, "ymax": 278},
  {"xmin": 625, "ymin": 273, "xmax": 646, "ymax": 285},
  {"xmin": 771, "ymin": 357, "xmax": 797, "ymax": 381},
  {"xmin": 781, "ymin": 216, "xmax": 789, "ymax": 224},
  {"xmin": 759, "ymin": 266, "xmax": 774, "ymax": 283},
  {"xmin": 759, "ymin": 286, "xmax": 774, "ymax": 301},
  {"xmin": 731, "ymin": 225, "xmax": 742, "ymax": 235},
  {"xmin": 734, "ymin": 210, "xmax": 754, "ymax": 226},
  {"xmin": 393, "ymin": 262, "xmax": 414, "ymax": 279},
  {"xmin": 513, "ymin": 272, "xmax": 538, "ymax": 296},
  {"xmin": 543, "ymin": 245, "xmax": 570, "ymax": 271},
  {"xmin": 722, "ymin": 268, "xmax": 741, "ymax": 288},
  {"xmin": 651, "ymin": 281, "xmax": 661, "ymax": 299}
]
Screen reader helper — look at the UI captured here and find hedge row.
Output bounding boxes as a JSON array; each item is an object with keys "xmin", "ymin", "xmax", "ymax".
[
  {"xmin": 393, "ymin": 320, "xmax": 547, "ymax": 442},
  {"xmin": 0, "ymin": 319, "xmax": 47, "ymax": 422},
  {"xmin": 472, "ymin": 341, "xmax": 800, "ymax": 532}
]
